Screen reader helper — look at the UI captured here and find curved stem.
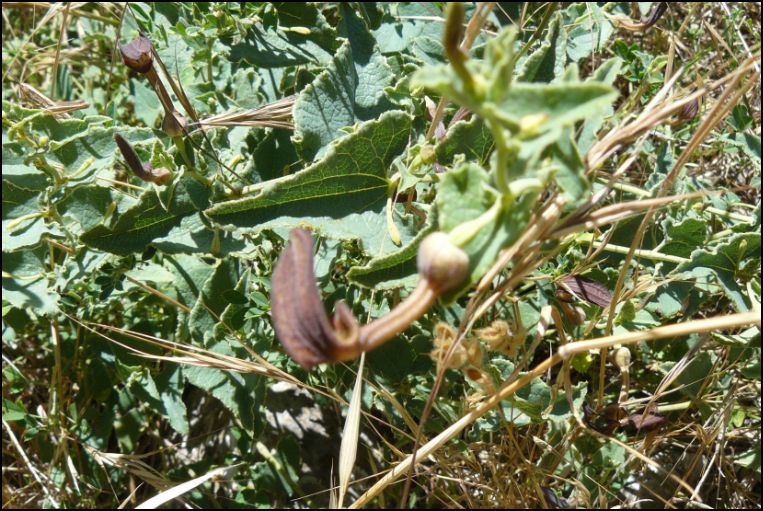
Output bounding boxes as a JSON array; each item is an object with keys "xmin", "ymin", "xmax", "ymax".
[{"xmin": 352, "ymin": 280, "xmax": 438, "ymax": 355}]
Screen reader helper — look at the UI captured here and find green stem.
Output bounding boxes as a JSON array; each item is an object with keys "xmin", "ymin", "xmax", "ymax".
[
  {"xmin": 448, "ymin": 199, "xmax": 503, "ymax": 247},
  {"xmin": 576, "ymin": 233, "xmax": 689, "ymax": 264},
  {"xmin": 488, "ymin": 121, "xmax": 511, "ymax": 196}
]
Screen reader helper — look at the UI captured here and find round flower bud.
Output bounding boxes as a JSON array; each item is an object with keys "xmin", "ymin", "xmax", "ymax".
[
  {"xmin": 417, "ymin": 232, "xmax": 470, "ymax": 293},
  {"xmin": 613, "ymin": 347, "xmax": 631, "ymax": 371}
]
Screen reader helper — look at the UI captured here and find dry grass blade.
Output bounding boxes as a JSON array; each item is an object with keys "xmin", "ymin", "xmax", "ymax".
[
  {"xmin": 84, "ymin": 445, "xmax": 176, "ymax": 498},
  {"xmin": 349, "ymin": 311, "xmax": 760, "ymax": 508},
  {"xmin": 552, "ymin": 190, "xmax": 714, "ymax": 240},
  {"xmin": 2, "ymin": 418, "xmax": 60, "ymax": 507},
  {"xmin": 63, "ymin": 312, "xmax": 296, "ymax": 384},
  {"xmin": 586, "ymin": 53, "xmax": 760, "ymax": 170},
  {"xmin": 196, "ymin": 95, "xmax": 296, "ymax": 131},
  {"xmin": 136, "ymin": 464, "xmax": 242, "ymax": 509},
  {"xmin": 337, "ymin": 354, "xmax": 366, "ymax": 507},
  {"xmin": 16, "ymin": 83, "xmax": 89, "ymax": 117},
  {"xmin": 597, "ymin": 53, "xmax": 761, "ymax": 405}
]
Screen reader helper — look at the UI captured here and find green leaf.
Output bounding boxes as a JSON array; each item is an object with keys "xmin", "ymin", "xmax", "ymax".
[
  {"xmin": 2, "ymin": 398, "xmax": 28, "ymax": 422},
  {"xmin": 733, "ymin": 442, "xmax": 761, "ymax": 473},
  {"xmin": 436, "ymin": 163, "xmax": 534, "ymax": 301},
  {"xmin": 577, "ymin": 56, "xmax": 623, "ymax": 154},
  {"xmin": 183, "ymin": 347, "xmax": 257, "ymax": 431},
  {"xmin": 189, "ymin": 257, "xmax": 240, "ymax": 345},
  {"xmin": 163, "ymin": 253, "xmax": 214, "ymax": 302},
  {"xmin": 673, "ymin": 351, "xmax": 716, "ymax": 399},
  {"xmin": 661, "ymin": 213, "xmax": 708, "ymax": 259},
  {"xmin": 502, "ymin": 377, "xmax": 551, "ymax": 424},
  {"xmin": 435, "ymin": 117, "xmax": 493, "ymax": 166},
  {"xmin": 80, "ymin": 174, "xmax": 209, "ymax": 255},
  {"xmin": 273, "ymin": 2, "xmax": 336, "ymax": 49},
  {"xmin": 565, "ymin": 3, "xmax": 615, "ymax": 63},
  {"xmin": 292, "ymin": 8, "xmax": 395, "ymax": 161},
  {"xmin": 152, "ymin": 213, "xmax": 246, "ymax": 255},
  {"xmin": 736, "ymin": 132, "xmax": 761, "ymax": 163},
  {"xmin": 229, "ymin": 22, "xmax": 334, "ymax": 68},
  {"xmin": 2, "ymin": 247, "xmax": 59, "ymax": 315},
  {"xmin": 516, "ymin": 13, "xmax": 567, "ymax": 83},
  {"xmin": 547, "ymin": 129, "xmax": 588, "ymax": 202},
  {"xmin": 57, "ymin": 185, "xmax": 118, "ymax": 234},
  {"xmin": 2, "ymin": 144, "xmax": 53, "ymax": 251},
  {"xmin": 372, "ymin": 3, "xmax": 445, "ymax": 63},
  {"xmin": 155, "ymin": 365, "xmax": 189, "ymax": 435},
  {"xmin": 347, "ymin": 207, "xmax": 436, "ymax": 289},
  {"xmin": 207, "ymin": 111, "xmax": 413, "ymax": 256},
  {"xmin": 491, "ymin": 82, "xmax": 618, "ymax": 133},
  {"xmin": 676, "ymin": 232, "xmax": 761, "ymax": 311}
]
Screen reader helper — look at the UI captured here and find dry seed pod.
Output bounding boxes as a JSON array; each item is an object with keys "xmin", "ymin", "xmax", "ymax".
[
  {"xmin": 431, "ymin": 323, "xmax": 468, "ymax": 369},
  {"xmin": 119, "ymin": 34, "xmax": 154, "ymax": 74},
  {"xmin": 465, "ymin": 338, "xmax": 482, "ymax": 366},
  {"xmin": 476, "ymin": 320, "xmax": 511, "ymax": 351},
  {"xmin": 417, "ymin": 232, "xmax": 470, "ymax": 293}
]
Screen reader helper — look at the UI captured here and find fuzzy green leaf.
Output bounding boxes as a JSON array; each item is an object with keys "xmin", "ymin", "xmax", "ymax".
[
  {"xmin": 207, "ymin": 111, "xmax": 413, "ymax": 256},
  {"xmin": 292, "ymin": 10, "xmax": 395, "ymax": 160}
]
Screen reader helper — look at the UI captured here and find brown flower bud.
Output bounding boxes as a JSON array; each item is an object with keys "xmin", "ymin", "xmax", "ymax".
[
  {"xmin": 417, "ymin": 232, "xmax": 470, "ymax": 293},
  {"xmin": 120, "ymin": 34, "xmax": 154, "ymax": 74},
  {"xmin": 114, "ymin": 134, "xmax": 172, "ymax": 185}
]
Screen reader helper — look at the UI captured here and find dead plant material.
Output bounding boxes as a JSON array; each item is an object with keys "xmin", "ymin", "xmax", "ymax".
[
  {"xmin": 556, "ymin": 275, "xmax": 613, "ymax": 308},
  {"xmin": 610, "ymin": 2, "xmax": 668, "ymax": 32},
  {"xmin": 196, "ymin": 95, "xmax": 296, "ymax": 131},
  {"xmin": 119, "ymin": 33, "xmax": 189, "ymax": 137},
  {"xmin": 16, "ymin": 83, "xmax": 88, "ymax": 118}
]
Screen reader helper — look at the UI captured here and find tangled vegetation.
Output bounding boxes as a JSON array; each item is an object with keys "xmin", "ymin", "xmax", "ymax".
[{"xmin": 2, "ymin": 2, "xmax": 761, "ymax": 508}]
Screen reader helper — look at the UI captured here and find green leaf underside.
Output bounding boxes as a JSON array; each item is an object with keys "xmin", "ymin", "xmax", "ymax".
[
  {"xmin": 207, "ymin": 110, "xmax": 412, "ymax": 254},
  {"xmin": 492, "ymin": 82, "xmax": 618, "ymax": 130}
]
